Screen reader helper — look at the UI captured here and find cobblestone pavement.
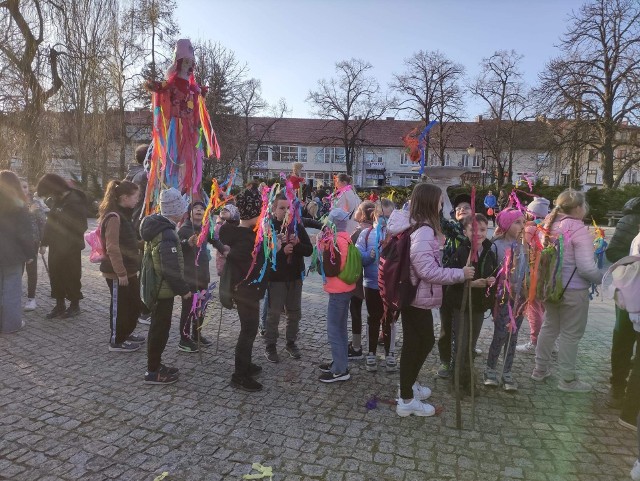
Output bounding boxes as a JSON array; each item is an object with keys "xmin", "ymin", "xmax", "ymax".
[{"xmin": 1, "ymin": 223, "xmax": 637, "ymax": 481}]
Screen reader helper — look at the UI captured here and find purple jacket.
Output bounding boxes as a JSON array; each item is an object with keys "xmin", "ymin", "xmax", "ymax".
[
  {"xmin": 387, "ymin": 210, "xmax": 465, "ymax": 310},
  {"xmin": 545, "ymin": 213, "xmax": 603, "ymax": 290}
]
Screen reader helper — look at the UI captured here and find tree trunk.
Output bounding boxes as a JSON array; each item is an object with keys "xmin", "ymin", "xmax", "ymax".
[{"xmin": 601, "ymin": 136, "xmax": 615, "ymax": 188}]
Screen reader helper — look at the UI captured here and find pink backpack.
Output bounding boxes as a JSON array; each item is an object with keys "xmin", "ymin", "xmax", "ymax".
[{"xmin": 84, "ymin": 213, "xmax": 119, "ymax": 263}]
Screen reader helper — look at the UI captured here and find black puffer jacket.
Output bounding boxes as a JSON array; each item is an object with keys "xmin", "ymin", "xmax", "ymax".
[
  {"xmin": 178, "ymin": 219, "xmax": 211, "ymax": 290},
  {"xmin": 606, "ymin": 197, "xmax": 640, "ymax": 263},
  {"xmin": 41, "ymin": 189, "xmax": 88, "ymax": 251}
]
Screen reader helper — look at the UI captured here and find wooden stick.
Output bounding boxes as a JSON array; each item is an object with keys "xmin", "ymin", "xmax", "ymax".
[{"xmin": 455, "ymin": 253, "xmax": 472, "ymax": 430}]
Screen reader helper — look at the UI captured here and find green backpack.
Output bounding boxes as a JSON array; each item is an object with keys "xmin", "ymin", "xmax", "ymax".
[
  {"xmin": 338, "ymin": 242, "xmax": 363, "ymax": 285},
  {"xmin": 140, "ymin": 238, "xmax": 161, "ymax": 310}
]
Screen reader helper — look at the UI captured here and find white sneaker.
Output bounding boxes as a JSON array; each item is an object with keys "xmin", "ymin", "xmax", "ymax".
[
  {"xmin": 558, "ymin": 378, "xmax": 592, "ymax": 393},
  {"xmin": 385, "ymin": 353, "xmax": 398, "ymax": 372},
  {"xmin": 365, "ymin": 353, "xmax": 377, "ymax": 372},
  {"xmin": 631, "ymin": 459, "xmax": 640, "ymax": 481},
  {"xmin": 24, "ymin": 298, "xmax": 37, "ymax": 311},
  {"xmin": 396, "ymin": 397, "xmax": 435, "ymax": 417},
  {"xmin": 552, "ymin": 340, "xmax": 559, "ymax": 353},
  {"xmin": 516, "ymin": 341, "xmax": 536, "ymax": 354},
  {"xmin": 398, "ymin": 382, "xmax": 432, "ymax": 401}
]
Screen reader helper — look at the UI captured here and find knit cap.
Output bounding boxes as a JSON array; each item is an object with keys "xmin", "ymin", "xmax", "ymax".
[
  {"xmin": 496, "ymin": 208, "xmax": 524, "ymax": 233},
  {"xmin": 526, "ymin": 197, "xmax": 550, "ymax": 219},
  {"xmin": 160, "ymin": 188, "xmax": 187, "ymax": 218},
  {"xmin": 236, "ymin": 187, "xmax": 263, "ymax": 220},
  {"xmin": 328, "ymin": 208, "xmax": 350, "ymax": 232},
  {"xmin": 222, "ymin": 204, "xmax": 240, "ymax": 221}
]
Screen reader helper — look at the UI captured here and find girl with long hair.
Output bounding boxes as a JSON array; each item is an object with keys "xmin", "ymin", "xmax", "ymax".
[
  {"xmin": 98, "ymin": 180, "xmax": 143, "ymax": 352},
  {"xmin": 387, "ymin": 183, "xmax": 474, "ymax": 417},
  {"xmin": 0, "ymin": 170, "xmax": 37, "ymax": 333}
]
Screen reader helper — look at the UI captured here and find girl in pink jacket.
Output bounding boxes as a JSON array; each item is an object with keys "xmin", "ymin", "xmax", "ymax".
[
  {"xmin": 387, "ymin": 183, "xmax": 474, "ymax": 417},
  {"xmin": 532, "ymin": 190, "xmax": 603, "ymax": 392}
]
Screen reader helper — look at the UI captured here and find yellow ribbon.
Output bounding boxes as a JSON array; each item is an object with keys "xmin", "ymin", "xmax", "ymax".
[
  {"xmin": 153, "ymin": 472, "xmax": 169, "ymax": 481},
  {"xmin": 242, "ymin": 463, "xmax": 273, "ymax": 480}
]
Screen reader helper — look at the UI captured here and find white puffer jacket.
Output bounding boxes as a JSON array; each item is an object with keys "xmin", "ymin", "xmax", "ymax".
[{"xmin": 387, "ymin": 209, "xmax": 466, "ymax": 310}]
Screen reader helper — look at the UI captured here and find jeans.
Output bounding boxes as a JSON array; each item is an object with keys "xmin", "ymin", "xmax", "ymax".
[
  {"xmin": 106, "ymin": 277, "xmax": 140, "ymax": 344},
  {"xmin": 487, "ymin": 302, "xmax": 524, "ymax": 374},
  {"xmin": 327, "ymin": 291, "xmax": 353, "ymax": 375},
  {"xmin": 259, "ymin": 290, "xmax": 269, "ymax": 332},
  {"xmin": 147, "ymin": 297, "xmax": 174, "ymax": 372},
  {"xmin": 24, "ymin": 251, "xmax": 37, "ymax": 298},
  {"xmin": 234, "ymin": 289, "xmax": 260, "ymax": 377},
  {"xmin": 535, "ymin": 289, "xmax": 590, "ymax": 381},
  {"xmin": 264, "ymin": 280, "xmax": 302, "ymax": 346},
  {"xmin": 399, "ymin": 306, "xmax": 435, "ymax": 400},
  {"xmin": 610, "ymin": 306, "xmax": 637, "ymax": 395},
  {"xmin": 0, "ymin": 264, "xmax": 23, "ymax": 333},
  {"xmin": 621, "ymin": 331, "xmax": 640, "ymax": 424}
]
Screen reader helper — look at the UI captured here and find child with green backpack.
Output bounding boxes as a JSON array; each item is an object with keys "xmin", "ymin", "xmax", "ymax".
[{"xmin": 317, "ymin": 208, "xmax": 361, "ymax": 383}]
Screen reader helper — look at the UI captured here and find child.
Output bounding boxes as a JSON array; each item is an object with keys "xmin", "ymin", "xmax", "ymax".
[
  {"xmin": 214, "ymin": 204, "xmax": 239, "ymax": 276},
  {"xmin": 517, "ymin": 197, "xmax": 550, "ymax": 354},
  {"xmin": 219, "ymin": 186, "xmax": 272, "ymax": 392},
  {"xmin": 99, "ymin": 180, "xmax": 143, "ymax": 352},
  {"xmin": 264, "ymin": 194, "xmax": 313, "ymax": 362},
  {"xmin": 356, "ymin": 199, "xmax": 397, "ymax": 372},
  {"xmin": 484, "ymin": 208, "xmax": 527, "ymax": 391},
  {"xmin": 20, "ymin": 179, "xmax": 47, "ymax": 312},
  {"xmin": 140, "ymin": 188, "xmax": 192, "ymax": 384},
  {"xmin": 444, "ymin": 213, "xmax": 497, "ymax": 395},
  {"xmin": 387, "ymin": 183, "xmax": 474, "ymax": 417},
  {"xmin": 177, "ymin": 201, "xmax": 213, "ymax": 353},
  {"xmin": 438, "ymin": 194, "xmax": 474, "ymax": 379},
  {"xmin": 318, "ymin": 208, "xmax": 358, "ymax": 383},
  {"xmin": 348, "ymin": 201, "xmax": 375, "ymax": 360}
]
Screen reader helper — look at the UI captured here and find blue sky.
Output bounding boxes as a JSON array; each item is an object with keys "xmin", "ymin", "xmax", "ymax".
[{"xmin": 177, "ymin": 0, "xmax": 587, "ymax": 120}]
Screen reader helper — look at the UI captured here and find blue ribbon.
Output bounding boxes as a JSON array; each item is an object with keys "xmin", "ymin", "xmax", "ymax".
[{"xmin": 418, "ymin": 120, "xmax": 438, "ymax": 175}]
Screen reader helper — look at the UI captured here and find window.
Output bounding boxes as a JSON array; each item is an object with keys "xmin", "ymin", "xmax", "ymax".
[
  {"xmin": 316, "ymin": 147, "xmax": 346, "ymax": 163},
  {"xmin": 472, "ymin": 155, "xmax": 480, "ymax": 168},
  {"xmin": 400, "ymin": 152, "xmax": 409, "ymax": 165},
  {"xmin": 444, "ymin": 153, "xmax": 451, "ymax": 166},
  {"xmin": 313, "ymin": 172, "xmax": 333, "ymax": 185},
  {"xmin": 537, "ymin": 153, "xmax": 550, "ymax": 167},
  {"xmin": 588, "ymin": 149, "xmax": 598, "ymax": 162},
  {"xmin": 397, "ymin": 174, "xmax": 419, "ymax": 187},
  {"xmin": 461, "ymin": 154, "xmax": 469, "ymax": 167},
  {"xmin": 586, "ymin": 169, "xmax": 598, "ymax": 184},
  {"xmin": 561, "ymin": 173, "xmax": 569, "ymax": 186},
  {"xmin": 630, "ymin": 172, "xmax": 638, "ymax": 184},
  {"xmin": 271, "ymin": 145, "xmax": 307, "ymax": 163}
]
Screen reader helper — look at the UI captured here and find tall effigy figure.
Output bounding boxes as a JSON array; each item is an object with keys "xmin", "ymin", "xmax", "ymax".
[{"xmin": 144, "ymin": 39, "xmax": 220, "ymax": 213}]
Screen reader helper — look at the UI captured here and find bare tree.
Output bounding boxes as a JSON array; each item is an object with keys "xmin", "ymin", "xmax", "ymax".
[
  {"xmin": 391, "ymin": 50, "xmax": 465, "ymax": 165},
  {"xmin": 470, "ymin": 50, "xmax": 529, "ymax": 186},
  {"xmin": 0, "ymin": 0, "xmax": 62, "ymax": 182},
  {"xmin": 535, "ymin": 0, "xmax": 640, "ymax": 188},
  {"xmin": 307, "ymin": 58, "xmax": 394, "ymax": 177}
]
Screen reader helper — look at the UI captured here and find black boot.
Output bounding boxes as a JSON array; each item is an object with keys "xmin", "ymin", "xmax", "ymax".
[
  {"xmin": 46, "ymin": 300, "xmax": 66, "ymax": 319},
  {"xmin": 61, "ymin": 300, "xmax": 80, "ymax": 319}
]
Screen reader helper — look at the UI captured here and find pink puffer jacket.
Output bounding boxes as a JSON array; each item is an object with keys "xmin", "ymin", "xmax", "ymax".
[
  {"xmin": 387, "ymin": 209, "xmax": 466, "ymax": 310},
  {"xmin": 545, "ymin": 214, "xmax": 603, "ymax": 290}
]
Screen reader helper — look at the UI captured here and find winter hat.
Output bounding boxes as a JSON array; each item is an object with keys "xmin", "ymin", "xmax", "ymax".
[
  {"xmin": 188, "ymin": 201, "xmax": 206, "ymax": 215},
  {"xmin": 222, "ymin": 204, "xmax": 240, "ymax": 221},
  {"xmin": 526, "ymin": 197, "xmax": 550, "ymax": 219},
  {"xmin": 236, "ymin": 187, "xmax": 263, "ymax": 220},
  {"xmin": 160, "ymin": 188, "xmax": 187, "ymax": 218},
  {"xmin": 453, "ymin": 193, "xmax": 472, "ymax": 208},
  {"xmin": 496, "ymin": 208, "xmax": 524, "ymax": 232},
  {"xmin": 328, "ymin": 208, "xmax": 350, "ymax": 232}
]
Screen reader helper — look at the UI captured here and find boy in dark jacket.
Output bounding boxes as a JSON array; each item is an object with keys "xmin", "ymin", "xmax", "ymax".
[
  {"xmin": 444, "ymin": 213, "xmax": 497, "ymax": 395},
  {"xmin": 264, "ymin": 194, "xmax": 313, "ymax": 363},
  {"xmin": 177, "ymin": 201, "xmax": 212, "ymax": 353},
  {"xmin": 140, "ymin": 188, "xmax": 191, "ymax": 385}
]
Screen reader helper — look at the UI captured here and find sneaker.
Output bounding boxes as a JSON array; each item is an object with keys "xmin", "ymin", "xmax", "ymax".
[
  {"xmin": 365, "ymin": 353, "xmax": 378, "ymax": 372},
  {"xmin": 516, "ymin": 341, "xmax": 536, "ymax": 354},
  {"xmin": 396, "ymin": 398, "xmax": 435, "ymax": 417},
  {"xmin": 159, "ymin": 364, "xmax": 179, "ymax": 375},
  {"xmin": 265, "ymin": 345, "xmax": 280, "ymax": 363},
  {"xmin": 138, "ymin": 313, "xmax": 151, "ymax": 325},
  {"xmin": 437, "ymin": 363, "xmax": 451, "ymax": 379},
  {"xmin": 632, "ymin": 459, "xmax": 640, "ymax": 481},
  {"xmin": 126, "ymin": 334, "xmax": 146, "ymax": 344},
  {"xmin": 483, "ymin": 368, "xmax": 499, "ymax": 387},
  {"xmin": 249, "ymin": 363, "xmax": 262, "ymax": 377},
  {"xmin": 285, "ymin": 343, "xmax": 301, "ymax": 359},
  {"xmin": 24, "ymin": 298, "xmax": 37, "ymax": 311},
  {"xmin": 558, "ymin": 378, "xmax": 592, "ymax": 393},
  {"xmin": 60, "ymin": 304, "xmax": 80, "ymax": 319},
  {"xmin": 502, "ymin": 372, "xmax": 518, "ymax": 392},
  {"xmin": 109, "ymin": 341, "xmax": 141, "ymax": 352},
  {"xmin": 531, "ymin": 367, "xmax": 552, "ymax": 382},
  {"xmin": 195, "ymin": 335, "xmax": 213, "ymax": 347},
  {"xmin": 385, "ymin": 353, "xmax": 398, "ymax": 372},
  {"xmin": 319, "ymin": 370, "xmax": 351, "ymax": 383},
  {"xmin": 619, "ymin": 416, "xmax": 638, "ymax": 432},
  {"xmin": 45, "ymin": 304, "xmax": 66, "ymax": 319},
  {"xmin": 178, "ymin": 338, "xmax": 199, "ymax": 353},
  {"xmin": 348, "ymin": 342, "xmax": 363, "ymax": 360},
  {"xmin": 398, "ymin": 382, "xmax": 432, "ymax": 401},
  {"xmin": 318, "ymin": 362, "xmax": 333, "ymax": 373},
  {"xmin": 230, "ymin": 373, "xmax": 263, "ymax": 392},
  {"xmin": 144, "ymin": 369, "xmax": 178, "ymax": 385}
]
